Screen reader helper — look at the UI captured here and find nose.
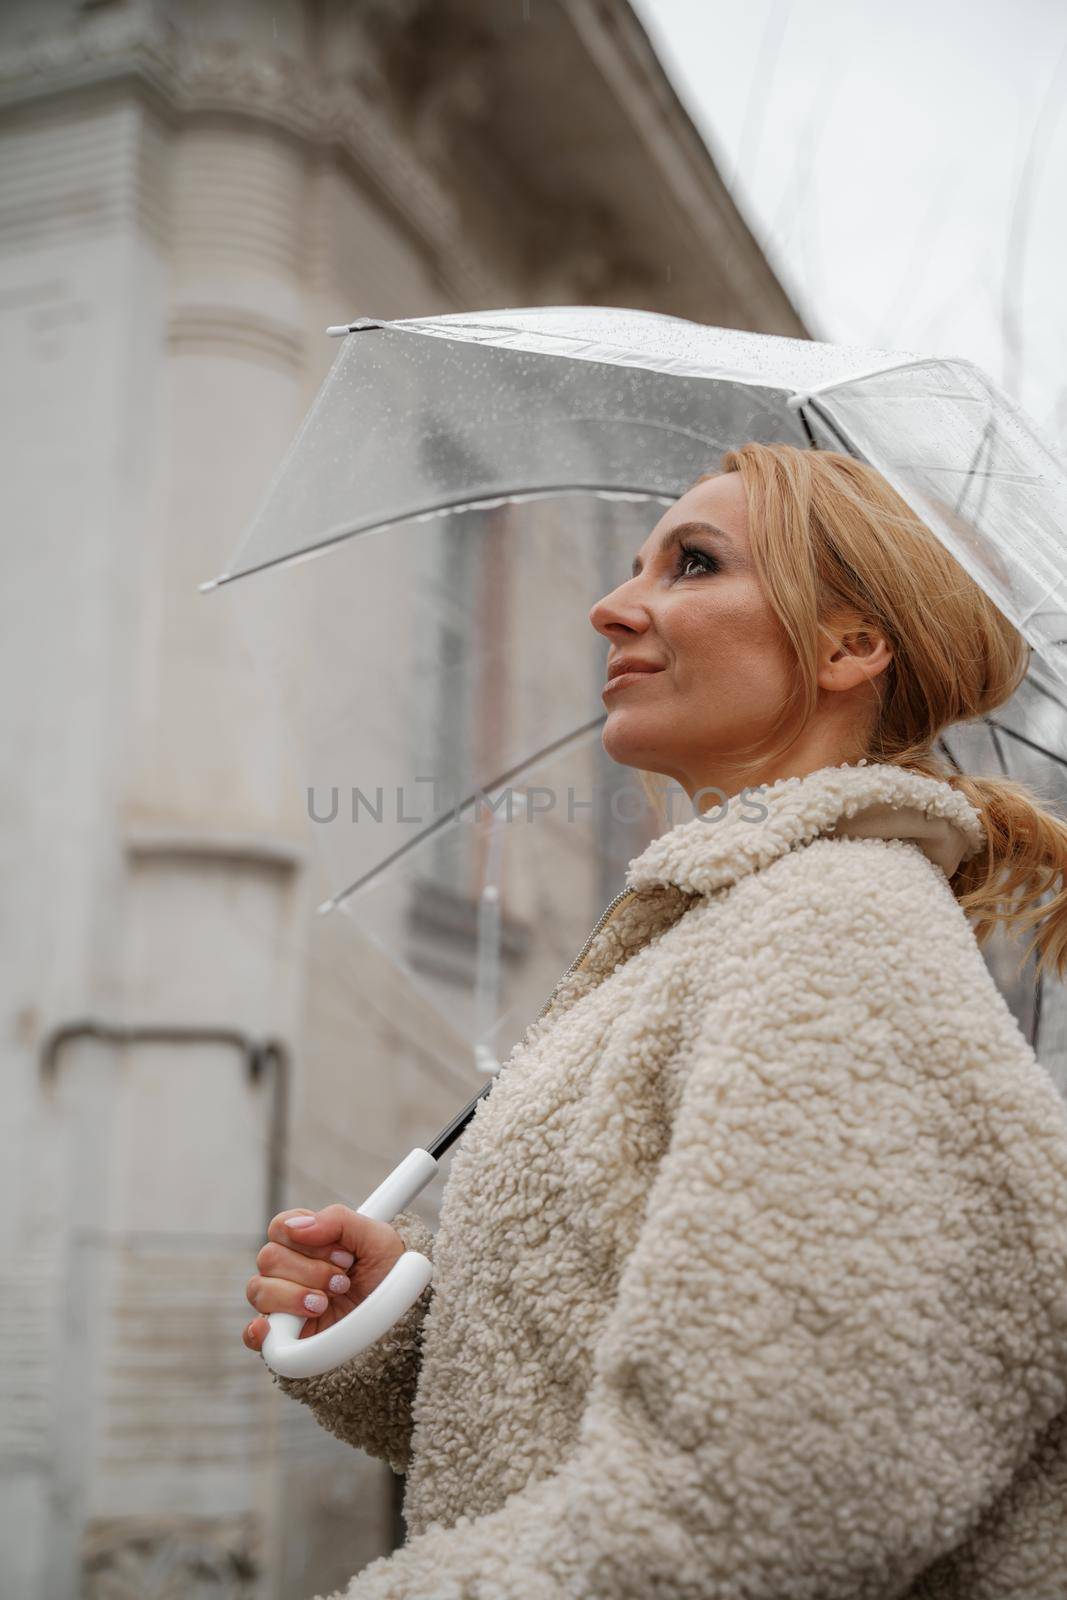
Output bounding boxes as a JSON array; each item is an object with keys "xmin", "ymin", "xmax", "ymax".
[{"xmin": 588, "ymin": 577, "xmax": 652, "ymax": 642}]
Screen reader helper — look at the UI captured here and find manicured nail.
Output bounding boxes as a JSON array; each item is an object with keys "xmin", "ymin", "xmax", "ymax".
[
  {"xmin": 328, "ymin": 1274, "xmax": 350, "ymax": 1294},
  {"xmin": 286, "ymin": 1215, "xmax": 316, "ymax": 1230},
  {"xmin": 329, "ymin": 1250, "xmax": 355, "ymax": 1269},
  {"xmin": 304, "ymin": 1292, "xmax": 328, "ymax": 1314}
]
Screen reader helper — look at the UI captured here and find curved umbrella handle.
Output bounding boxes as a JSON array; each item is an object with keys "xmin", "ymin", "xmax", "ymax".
[{"xmin": 261, "ymin": 1147, "xmax": 439, "ymax": 1380}]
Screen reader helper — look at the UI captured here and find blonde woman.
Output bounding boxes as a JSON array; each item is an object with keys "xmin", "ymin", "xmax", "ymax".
[{"xmin": 244, "ymin": 444, "xmax": 1067, "ymax": 1600}]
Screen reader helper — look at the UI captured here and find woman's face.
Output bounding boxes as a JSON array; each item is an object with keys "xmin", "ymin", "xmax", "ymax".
[{"xmin": 589, "ymin": 470, "xmax": 883, "ymax": 803}]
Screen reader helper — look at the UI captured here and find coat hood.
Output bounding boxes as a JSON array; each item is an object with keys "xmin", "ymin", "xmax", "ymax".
[{"xmin": 625, "ymin": 760, "xmax": 987, "ymax": 897}]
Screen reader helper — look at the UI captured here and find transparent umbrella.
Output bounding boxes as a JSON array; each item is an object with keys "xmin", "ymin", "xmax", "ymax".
[{"xmin": 200, "ymin": 306, "xmax": 1067, "ymax": 1376}]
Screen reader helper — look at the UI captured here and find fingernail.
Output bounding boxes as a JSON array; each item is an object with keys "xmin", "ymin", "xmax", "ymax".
[
  {"xmin": 329, "ymin": 1250, "xmax": 355, "ymax": 1269},
  {"xmin": 304, "ymin": 1292, "xmax": 328, "ymax": 1314},
  {"xmin": 328, "ymin": 1274, "xmax": 350, "ymax": 1294},
  {"xmin": 286, "ymin": 1215, "xmax": 316, "ymax": 1230}
]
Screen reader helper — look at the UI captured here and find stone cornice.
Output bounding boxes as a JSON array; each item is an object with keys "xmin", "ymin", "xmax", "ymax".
[{"xmin": 0, "ymin": 3, "xmax": 502, "ymax": 305}]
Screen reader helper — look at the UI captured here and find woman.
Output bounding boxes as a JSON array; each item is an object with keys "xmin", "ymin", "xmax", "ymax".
[{"xmin": 243, "ymin": 443, "xmax": 1067, "ymax": 1599}]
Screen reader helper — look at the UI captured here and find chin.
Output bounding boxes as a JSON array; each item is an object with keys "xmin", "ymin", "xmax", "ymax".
[{"xmin": 601, "ymin": 714, "xmax": 672, "ymax": 774}]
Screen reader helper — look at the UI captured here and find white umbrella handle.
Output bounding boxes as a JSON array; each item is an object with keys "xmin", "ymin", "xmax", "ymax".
[{"xmin": 261, "ymin": 1147, "xmax": 439, "ymax": 1379}]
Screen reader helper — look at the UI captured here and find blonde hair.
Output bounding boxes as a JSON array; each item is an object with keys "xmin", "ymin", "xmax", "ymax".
[{"xmin": 641, "ymin": 441, "xmax": 1067, "ymax": 982}]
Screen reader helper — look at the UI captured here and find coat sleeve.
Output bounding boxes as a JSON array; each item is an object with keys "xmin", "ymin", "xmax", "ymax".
[
  {"xmin": 269, "ymin": 1206, "xmax": 435, "ymax": 1475},
  {"xmin": 342, "ymin": 841, "xmax": 1067, "ymax": 1599}
]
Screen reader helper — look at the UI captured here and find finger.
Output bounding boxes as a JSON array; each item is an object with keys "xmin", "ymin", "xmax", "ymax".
[
  {"xmin": 246, "ymin": 1273, "xmax": 335, "ymax": 1320},
  {"xmin": 290, "ymin": 1202, "xmax": 400, "ymax": 1262},
  {"xmin": 255, "ymin": 1241, "xmax": 351, "ymax": 1296},
  {"xmin": 266, "ymin": 1209, "xmax": 356, "ymax": 1270},
  {"xmin": 243, "ymin": 1316, "xmax": 269, "ymax": 1351}
]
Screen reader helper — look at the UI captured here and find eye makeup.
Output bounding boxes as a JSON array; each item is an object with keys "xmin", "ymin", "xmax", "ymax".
[{"xmin": 630, "ymin": 519, "xmax": 734, "ymax": 580}]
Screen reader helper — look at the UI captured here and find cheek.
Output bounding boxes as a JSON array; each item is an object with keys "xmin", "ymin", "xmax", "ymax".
[
  {"xmin": 663, "ymin": 599, "xmax": 797, "ymax": 719},
  {"xmin": 670, "ymin": 589, "xmax": 781, "ymax": 669}
]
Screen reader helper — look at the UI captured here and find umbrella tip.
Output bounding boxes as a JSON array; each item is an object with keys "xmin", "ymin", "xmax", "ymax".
[
  {"xmin": 316, "ymin": 895, "xmax": 336, "ymax": 916},
  {"xmin": 197, "ymin": 574, "xmax": 227, "ymax": 593},
  {"xmin": 326, "ymin": 319, "xmax": 385, "ymax": 337}
]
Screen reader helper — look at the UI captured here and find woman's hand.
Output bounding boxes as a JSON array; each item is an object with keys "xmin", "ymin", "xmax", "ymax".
[{"xmin": 243, "ymin": 1205, "xmax": 406, "ymax": 1352}]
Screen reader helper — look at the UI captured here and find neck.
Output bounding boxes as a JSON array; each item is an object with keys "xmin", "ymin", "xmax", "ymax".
[{"xmin": 675, "ymin": 726, "xmax": 873, "ymax": 813}]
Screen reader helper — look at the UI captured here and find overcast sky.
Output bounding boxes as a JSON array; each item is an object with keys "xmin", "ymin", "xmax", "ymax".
[{"xmin": 631, "ymin": 0, "xmax": 1067, "ymax": 452}]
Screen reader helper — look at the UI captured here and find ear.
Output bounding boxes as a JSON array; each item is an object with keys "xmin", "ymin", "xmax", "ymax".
[{"xmin": 818, "ymin": 619, "xmax": 894, "ymax": 694}]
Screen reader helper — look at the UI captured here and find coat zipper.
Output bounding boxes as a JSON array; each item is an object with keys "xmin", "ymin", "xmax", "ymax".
[{"xmin": 532, "ymin": 885, "xmax": 639, "ymax": 1023}]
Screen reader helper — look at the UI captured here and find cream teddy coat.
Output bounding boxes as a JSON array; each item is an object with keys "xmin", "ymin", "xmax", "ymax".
[{"xmin": 275, "ymin": 762, "xmax": 1067, "ymax": 1600}]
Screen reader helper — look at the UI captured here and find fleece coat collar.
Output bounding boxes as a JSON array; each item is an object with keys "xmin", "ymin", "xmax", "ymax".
[
  {"xmin": 624, "ymin": 759, "xmax": 986, "ymax": 897},
  {"xmin": 545, "ymin": 760, "xmax": 987, "ymax": 1008}
]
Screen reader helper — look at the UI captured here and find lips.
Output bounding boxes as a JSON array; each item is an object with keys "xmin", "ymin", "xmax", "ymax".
[
  {"xmin": 602, "ymin": 660, "xmax": 665, "ymax": 696},
  {"xmin": 606, "ymin": 659, "xmax": 665, "ymax": 682}
]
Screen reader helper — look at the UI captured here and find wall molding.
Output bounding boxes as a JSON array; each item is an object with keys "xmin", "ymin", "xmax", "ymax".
[
  {"xmin": 167, "ymin": 303, "xmax": 306, "ymax": 372},
  {"xmin": 122, "ymin": 820, "xmax": 307, "ymax": 870}
]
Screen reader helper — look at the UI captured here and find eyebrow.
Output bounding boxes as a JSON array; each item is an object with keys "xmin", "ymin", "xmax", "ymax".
[{"xmin": 630, "ymin": 520, "xmax": 736, "ymax": 578}]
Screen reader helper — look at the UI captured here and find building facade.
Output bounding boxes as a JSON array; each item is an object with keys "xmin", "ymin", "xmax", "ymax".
[{"xmin": 0, "ymin": 2, "xmax": 811, "ymax": 1595}]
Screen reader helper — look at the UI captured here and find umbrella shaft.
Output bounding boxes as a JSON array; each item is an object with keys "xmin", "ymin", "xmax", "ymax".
[{"xmin": 427, "ymin": 1080, "xmax": 494, "ymax": 1161}]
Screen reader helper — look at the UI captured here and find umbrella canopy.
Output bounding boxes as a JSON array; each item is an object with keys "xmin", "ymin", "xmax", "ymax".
[{"xmin": 201, "ymin": 306, "xmax": 1067, "ymax": 1074}]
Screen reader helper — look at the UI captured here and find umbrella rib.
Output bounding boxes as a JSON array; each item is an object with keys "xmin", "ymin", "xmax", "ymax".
[
  {"xmin": 318, "ymin": 714, "xmax": 609, "ymax": 914},
  {"xmin": 200, "ymin": 485, "xmax": 679, "ymax": 591},
  {"xmin": 1021, "ymin": 669, "xmax": 1067, "ymax": 717},
  {"xmin": 983, "ymin": 717, "xmax": 1067, "ymax": 773},
  {"xmin": 801, "ymin": 396, "xmax": 869, "ymax": 462},
  {"xmin": 836, "ymin": 390, "xmax": 987, "ymax": 403},
  {"xmin": 382, "ymin": 314, "xmax": 816, "ymax": 388},
  {"xmin": 800, "ymin": 354, "xmax": 976, "ymax": 401},
  {"xmin": 937, "ymin": 735, "xmax": 963, "ymax": 773},
  {"xmin": 892, "ymin": 463, "xmax": 1044, "ymax": 485},
  {"xmin": 954, "ymin": 415, "xmax": 997, "ymax": 522},
  {"xmin": 986, "ymin": 715, "xmax": 1011, "ymax": 776}
]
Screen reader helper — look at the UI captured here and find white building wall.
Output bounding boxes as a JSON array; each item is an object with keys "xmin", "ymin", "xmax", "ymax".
[
  {"xmin": 0, "ymin": 81, "xmax": 177, "ymax": 1595},
  {"xmin": 0, "ymin": 6, "xmax": 504, "ymax": 1594}
]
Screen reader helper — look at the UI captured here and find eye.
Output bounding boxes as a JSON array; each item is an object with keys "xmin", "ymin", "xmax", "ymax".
[{"xmin": 677, "ymin": 543, "xmax": 720, "ymax": 577}]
